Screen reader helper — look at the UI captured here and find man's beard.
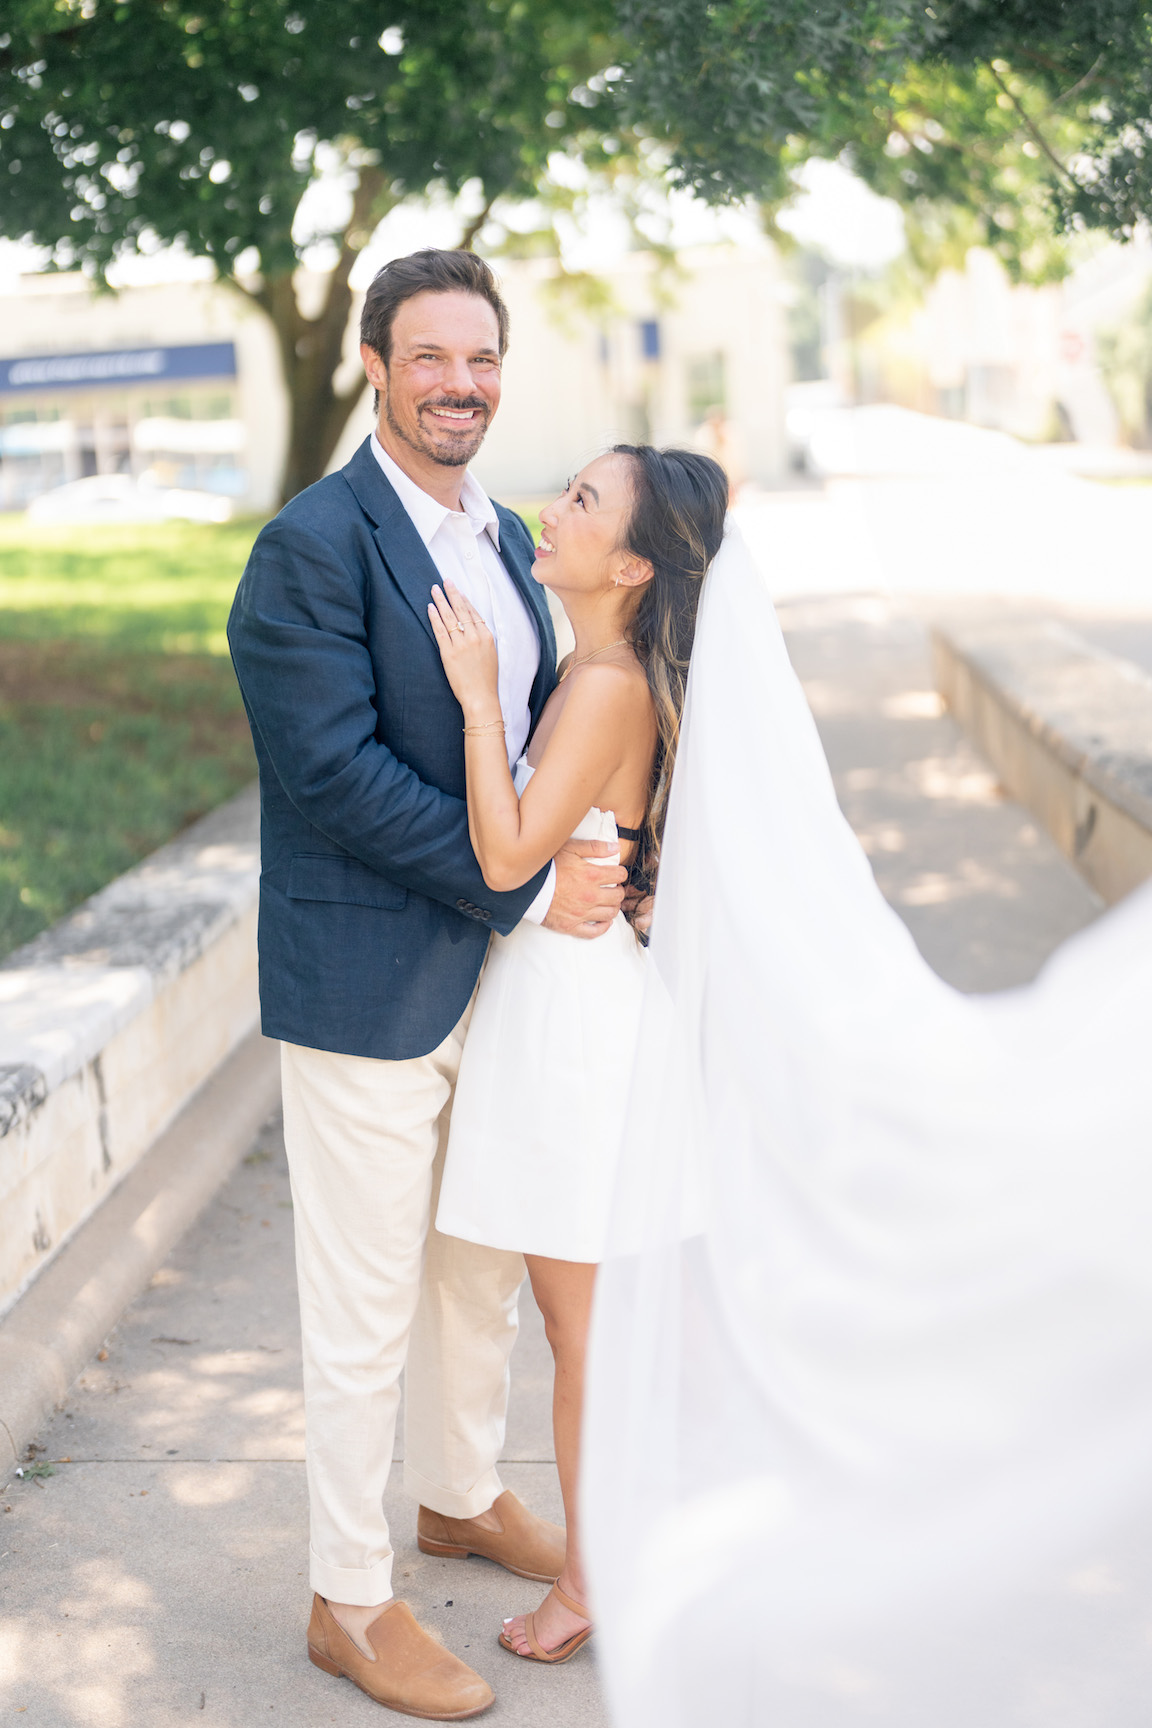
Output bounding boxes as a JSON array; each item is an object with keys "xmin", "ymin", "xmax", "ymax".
[{"xmin": 385, "ymin": 391, "xmax": 489, "ymax": 467}]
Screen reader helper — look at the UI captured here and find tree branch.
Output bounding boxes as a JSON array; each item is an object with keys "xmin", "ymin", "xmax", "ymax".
[
  {"xmin": 880, "ymin": 106, "xmax": 1006, "ymax": 172},
  {"xmin": 458, "ymin": 194, "xmax": 498, "ymax": 251},
  {"xmin": 1049, "ymin": 53, "xmax": 1106, "ymax": 111},
  {"xmin": 986, "ymin": 61, "xmax": 1076, "ymax": 186},
  {"xmin": 1008, "ymin": 45, "xmax": 1107, "ymax": 108},
  {"xmin": 335, "ymin": 372, "xmax": 371, "ymax": 407},
  {"xmin": 314, "ymin": 165, "xmax": 390, "ymax": 330},
  {"xmin": 221, "ymin": 273, "xmax": 266, "ymax": 309}
]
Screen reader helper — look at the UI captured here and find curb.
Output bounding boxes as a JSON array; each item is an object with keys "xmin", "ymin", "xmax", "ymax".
[
  {"xmin": 0, "ymin": 1029, "xmax": 281, "ymax": 1470},
  {"xmin": 0, "ymin": 781, "xmax": 261, "ymax": 1315},
  {"xmin": 932, "ymin": 622, "xmax": 1152, "ymax": 907}
]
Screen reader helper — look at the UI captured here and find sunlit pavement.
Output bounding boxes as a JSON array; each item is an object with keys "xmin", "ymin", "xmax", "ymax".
[
  {"xmin": 733, "ymin": 404, "xmax": 1149, "ymax": 985},
  {"xmin": 738, "ymin": 403, "xmax": 1152, "ymax": 627},
  {"xmin": 778, "ymin": 592, "xmax": 1100, "ymax": 994},
  {"xmin": 0, "ymin": 408, "xmax": 1131, "ymax": 1726},
  {"xmin": 0, "ymin": 1127, "xmax": 600, "ymax": 1728}
]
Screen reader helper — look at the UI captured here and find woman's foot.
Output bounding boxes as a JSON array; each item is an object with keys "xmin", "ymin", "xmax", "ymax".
[{"xmin": 500, "ymin": 1570, "xmax": 592, "ymax": 1662}]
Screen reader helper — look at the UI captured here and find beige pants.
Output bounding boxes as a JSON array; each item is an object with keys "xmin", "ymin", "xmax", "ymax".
[{"xmin": 280, "ymin": 997, "xmax": 525, "ymax": 1608}]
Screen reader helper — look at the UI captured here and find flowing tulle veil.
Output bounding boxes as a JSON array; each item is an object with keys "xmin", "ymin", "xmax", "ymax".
[{"xmin": 582, "ymin": 525, "xmax": 1152, "ymax": 1727}]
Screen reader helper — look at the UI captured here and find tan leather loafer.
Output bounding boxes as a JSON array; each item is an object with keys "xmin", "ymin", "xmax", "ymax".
[
  {"xmin": 307, "ymin": 1594, "xmax": 493, "ymax": 1720},
  {"xmin": 417, "ymin": 1489, "xmax": 565, "ymax": 1584}
]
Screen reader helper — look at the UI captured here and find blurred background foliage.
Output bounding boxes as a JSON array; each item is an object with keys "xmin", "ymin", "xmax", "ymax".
[
  {"xmin": 1096, "ymin": 283, "xmax": 1152, "ymax": 445},
  {"xmin": 3, "ymin": 1, "xmax": 1152, "ymax": 500}
]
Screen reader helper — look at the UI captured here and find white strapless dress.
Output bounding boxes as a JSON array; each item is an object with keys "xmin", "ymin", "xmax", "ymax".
[{"xmin": 436, "ymin": 758, "xmax": 649, "ymax": 1263}]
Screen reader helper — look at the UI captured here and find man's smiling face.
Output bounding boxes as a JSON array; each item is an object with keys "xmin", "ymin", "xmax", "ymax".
[{"xmin": 362, "ymin": 290, "xmax": 502, "ymax": 470}]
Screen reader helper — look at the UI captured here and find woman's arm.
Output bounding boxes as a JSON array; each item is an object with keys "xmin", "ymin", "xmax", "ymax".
[{"xmin": 429, "ymin": 582, "xmax": 642, "ymax": 892}]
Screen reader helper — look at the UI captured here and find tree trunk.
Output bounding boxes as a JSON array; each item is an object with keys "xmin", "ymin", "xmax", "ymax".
[
  {"xmin": 268, "ymin": 269, "xmax": 370, "ymax": 505},
  {"xmin": 233, "ymin": 170, "xmax": 389, "ymax": 506}
]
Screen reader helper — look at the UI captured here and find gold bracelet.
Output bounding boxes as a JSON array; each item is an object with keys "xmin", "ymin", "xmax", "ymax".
[{"xmin": 463, "ymin": 721, "xmax": 505, "ymax": 736}]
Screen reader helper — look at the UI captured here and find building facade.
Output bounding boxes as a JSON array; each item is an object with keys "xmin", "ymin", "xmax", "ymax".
[
  {"xmin": 460, "ymin": 245, "xmax": 788, "ymax": 502},
  {"xmin": 0, "ymin": 273, "xmax": 285, "ymax": 513},
  {"xmin": 0, "ymin": 242, "xmax": 787, "ymax": 515}
]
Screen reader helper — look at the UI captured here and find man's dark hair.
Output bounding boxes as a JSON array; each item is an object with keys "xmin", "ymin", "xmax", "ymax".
[{"xmin": 360, "ymin": 248, "xmax": 510, "ymax": 379}]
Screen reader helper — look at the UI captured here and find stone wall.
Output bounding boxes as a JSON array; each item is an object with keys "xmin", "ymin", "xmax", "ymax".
[
  {"xmin": 0, "ymin": 785, "xmax": 260, "ymax": 1316},
  {"xmin": 933, "ymin": 621, "xmax": 1152, "ymax": 905}
]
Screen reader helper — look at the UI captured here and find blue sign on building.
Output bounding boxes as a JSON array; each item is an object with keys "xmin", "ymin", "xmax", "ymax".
[{"xmin": 0, "ymin": 341, "xmax": 237, "ymax": 395}]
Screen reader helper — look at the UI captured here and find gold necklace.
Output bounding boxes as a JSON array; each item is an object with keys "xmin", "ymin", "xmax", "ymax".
[{"xmin": 559, "ymin": 637, "xmax": 628, "ymax": 683}]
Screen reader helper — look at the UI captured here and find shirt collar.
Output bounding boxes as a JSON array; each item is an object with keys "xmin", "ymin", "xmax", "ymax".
[{"xmin": 371, "ymin": 433, "xmax": 500, "ymax": 551}]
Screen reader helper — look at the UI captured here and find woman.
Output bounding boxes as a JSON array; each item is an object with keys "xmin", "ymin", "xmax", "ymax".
[{"xmin": 426, "ymin": 443, "xmax": 728, "ymax": 1665}]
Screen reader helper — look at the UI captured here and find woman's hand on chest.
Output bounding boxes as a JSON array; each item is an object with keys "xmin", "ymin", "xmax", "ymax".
[{"xmin": 428, "ymin": 580, "xmax": 501, "ymax": 722}]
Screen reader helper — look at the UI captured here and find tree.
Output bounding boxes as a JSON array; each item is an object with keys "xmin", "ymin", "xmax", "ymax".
[
  {"xmin": 7, "ymin": 1, "xmax": 1150, "ymax": 503},
  {"xmin": 1, "ymin": 0, "xmax": 621, "ymax": 500},
  {"xmin": 615, "ymin": 0, "xmax": 1152, "ymax": 283}
]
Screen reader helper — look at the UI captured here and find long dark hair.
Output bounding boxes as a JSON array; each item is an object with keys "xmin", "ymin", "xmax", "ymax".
[{"xmin": 613, "ymin": 444, "xmax": 728, "ymax": 910}]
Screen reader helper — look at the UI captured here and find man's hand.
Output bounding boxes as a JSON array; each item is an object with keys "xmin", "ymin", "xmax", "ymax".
[{"xmin": 543, "ymin": 838, "xmax": 627, "ymax": 939}]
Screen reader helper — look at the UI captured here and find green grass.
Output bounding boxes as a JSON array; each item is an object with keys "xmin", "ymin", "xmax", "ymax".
[
  {"xmin": 0, "ymin": 517, "xmax": 263, "ymax": 959},
  {"xmin": 504, "ymin": 499, "xmax": 549, "ymax": 544},
  {"xmin": 0, "ymin": 515, "xmax": 262, "ymax": 651}
]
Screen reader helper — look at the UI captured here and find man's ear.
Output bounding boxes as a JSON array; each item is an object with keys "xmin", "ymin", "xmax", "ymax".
[{"xmin": 360, "ymin": 342, "xmax": 388, "ymax": 392}]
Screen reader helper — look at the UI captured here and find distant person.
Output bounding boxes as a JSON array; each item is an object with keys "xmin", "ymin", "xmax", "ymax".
[
  {"xmin": 697, "ymin": 404, "xmax": 745, "ymax": 503},
  {"xmin": 228, "ymin": 249, "xmax": 626, "ymax": 1720}
]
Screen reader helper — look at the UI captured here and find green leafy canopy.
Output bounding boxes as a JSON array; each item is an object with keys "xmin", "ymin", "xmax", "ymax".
[
  {"xmin": 0, "ymin": 0, "xmax": 621, "ymax": 277},
  {"xmin": 0, "ymin": 0, "xmax": 628, "ymax": 498},
  {"xmin": 614, "ymin": 0, "xmax": 1152, "ymax": 281},
  {"xmin": 3, "ymin": 0, "xmax": 1150, "ymax": 498},
  {"xmin": 11, "ymin": 1, "xmax": 1149, "ymax": 294}
]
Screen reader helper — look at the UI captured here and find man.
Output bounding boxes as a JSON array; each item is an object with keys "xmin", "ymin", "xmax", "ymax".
[{"xmin": 227, "ymin": 248, "xmax": 624, "ymax": 1719}]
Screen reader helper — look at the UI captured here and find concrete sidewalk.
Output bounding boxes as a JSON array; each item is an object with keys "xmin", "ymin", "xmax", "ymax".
[
  {"xmin": 778, "ymin": 592, "xmax": 1101, "ymax": 993},
  {"xmin": 0, "ymin": 1117, "xmax": 586, "ymax": 1728},
  {"xmin": 0, "ymin": 597, "xmax": 1103, "ymax": 1728}
]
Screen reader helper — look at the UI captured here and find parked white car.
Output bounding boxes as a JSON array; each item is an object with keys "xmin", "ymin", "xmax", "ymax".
[{"xmin": 26, "ymin": 473, "xmax": 232, "ymax": 525}]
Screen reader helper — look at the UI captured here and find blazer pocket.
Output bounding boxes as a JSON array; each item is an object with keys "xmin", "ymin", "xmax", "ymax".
[{"xmin": 286, "ymin": 853, "xmax": 408, "ymax": 911}]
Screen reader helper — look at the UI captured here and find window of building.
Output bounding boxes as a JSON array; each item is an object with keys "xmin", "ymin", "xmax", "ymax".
[{"xmin": 0, "ymin": 346, "xmax": 242, "ymax": 511}]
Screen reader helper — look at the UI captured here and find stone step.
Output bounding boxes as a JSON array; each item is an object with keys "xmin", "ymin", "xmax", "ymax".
[{"xmin": 933, "ymin": 621, "xmax": 1152, "ymax": 905}]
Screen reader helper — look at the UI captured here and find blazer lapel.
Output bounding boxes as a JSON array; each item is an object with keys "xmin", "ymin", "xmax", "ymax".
[
  {"xmin": 342, "ymin": 439, "xmax": 441, "ymax": 644},
  {"xmin": 342, "ymin": 440, "xmax": 558, "ymax": 720}
]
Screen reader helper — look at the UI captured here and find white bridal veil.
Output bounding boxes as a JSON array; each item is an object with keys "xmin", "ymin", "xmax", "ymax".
[{"xmin": 583, "ymin": 526, "xmax": 1152, "ymax": 1727}]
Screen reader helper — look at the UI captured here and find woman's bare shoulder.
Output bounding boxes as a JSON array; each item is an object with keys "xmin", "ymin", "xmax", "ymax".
[
  {"xmin": 564, "ymin": 657, "xmax": 651, "ymax": 709},
  {"xmin": 554, "ymin": 660, "xmax": 655, "ymax": 753}
]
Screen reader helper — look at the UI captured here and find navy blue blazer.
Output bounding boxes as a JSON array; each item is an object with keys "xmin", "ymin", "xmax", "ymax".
[{"xmin": 227, "ymin": 437, "xmax": 557, "ymax": 1061}]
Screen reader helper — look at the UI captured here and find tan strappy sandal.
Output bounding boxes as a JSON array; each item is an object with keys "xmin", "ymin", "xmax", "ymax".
[{"xmin": 498, "ymin": 1583, "xmax": 593, "ymax": 1664}]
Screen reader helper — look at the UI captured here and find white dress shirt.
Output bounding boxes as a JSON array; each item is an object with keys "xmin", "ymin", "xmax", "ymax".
[{"xmin": 370, "ymin": 434, "xmax": 555, "ymax": 920}]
